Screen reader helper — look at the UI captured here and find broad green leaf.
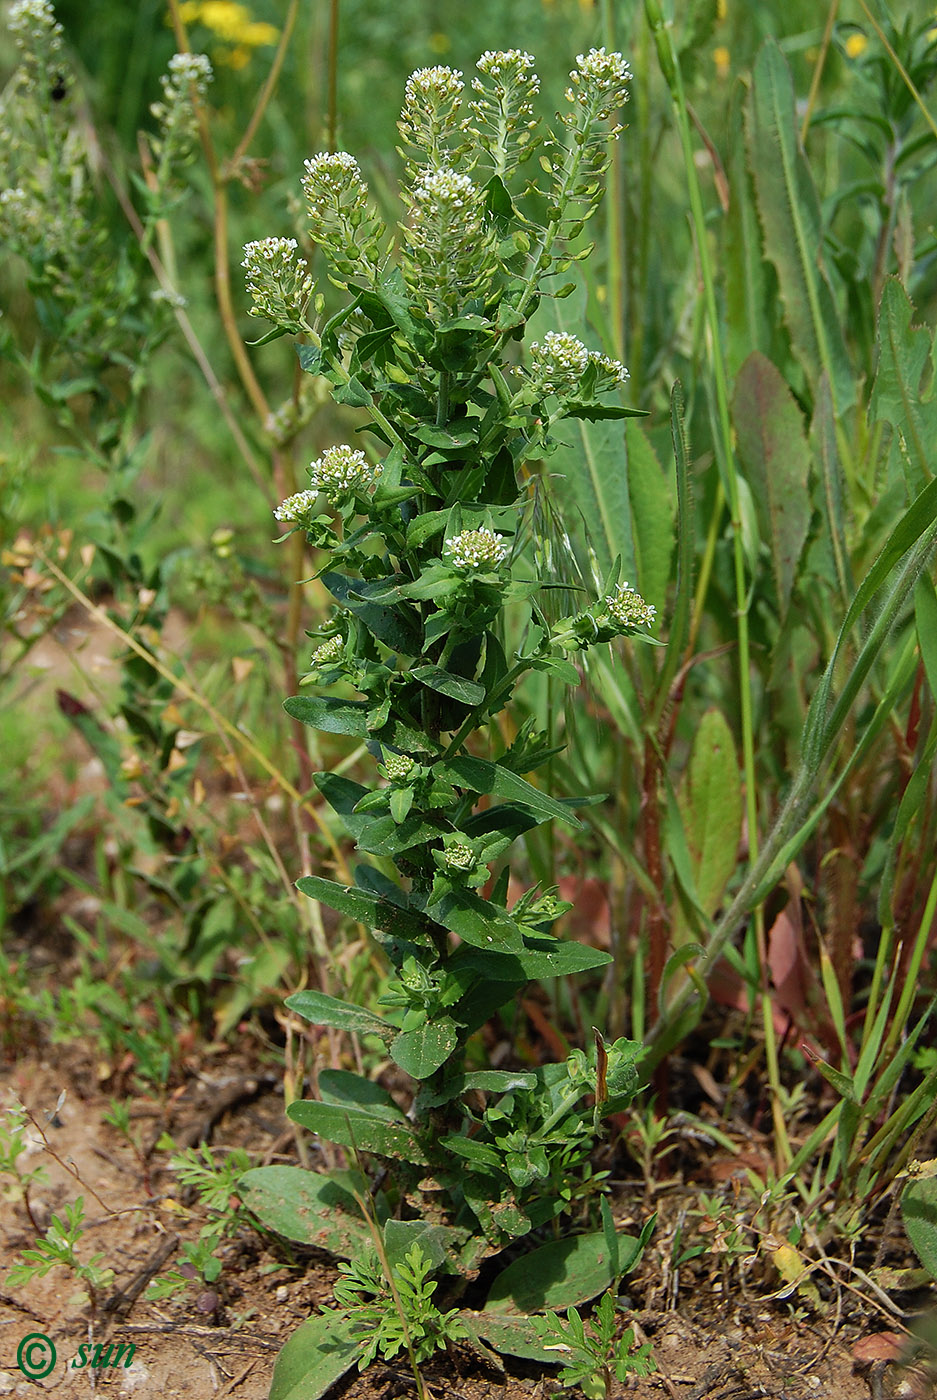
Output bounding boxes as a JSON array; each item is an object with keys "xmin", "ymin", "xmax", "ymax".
[
  {"xmin": 268, "ymin": 1312, "xmax": 362, "ymax": 1400},
  {"xmin": 295, "ymin": 874, "xmax": 429, "ymax": 942},
  {"xmin": 382, "ymin": 1219, "xmax": 466, "ymax": 1272},
  {"xmin": 411, "ymin": 665, "xmax": 486, "ymax": 706},
  {"xmin": 318, "ymin": 1070, "xmax": 407, "ymax": 1120},
  {"xmin": 418, "ymin": 1071, "xmax": 539, "ymax": 1107},
  {"xmin": 239, "ymin": 1167, "xmax": 372, "ymax": 1257},
  {"xmin": 284, "ymin": 695, "xmax": 369, "ymax": 737},
  {"xmin": 461, "ymin": 1311, "xmax": 563, "ymax": 1364},
  {"xmin": 732, "ymin": 352, "xmax": 810, "ymax": 615},
  {"xmin": 390, "ymin": 1017, "xmax": 459, "ymax": 1077},
  {"xmin": 450, "ymin": 937, "xmax": 612, "ymax": 981},
  {"xmin": 435, "ymin": 755, "xmax": 581, "ymax": 828},
  {"xmin": 286, "ymin": 988, "xmax": 394, "ymax": 1040},
  {"xmin": 321, "ymin": 570, "xmax": 423, "ymax": 655},
  {"xmin": 870, "ymin": 278, "xmax": 937, "ymax": 494},
  {"xmin": 902, "ymin": 1178, "xmax": 937, "ymax": 1282},
  {"xmin": 288, "ymin": 1100, "xmax": 429, "ymax": 1162},
  {"xmin": 677, "ymin": 708, "xmax": 742, "ymax": 919},
  {"xmin": 429, "ymin": 888, "xmax": 525, "ymax": 952},
  {"xmin": 745, "ymin": 41, "xmax": 854, "ymax": 412},
  {"xmin": 312, "ymin": 773, "xmax": 371, "ymax": 840},
  {"xmin": 484, "ymin": 1228, "xmax": 645, "ymax": 1315}
]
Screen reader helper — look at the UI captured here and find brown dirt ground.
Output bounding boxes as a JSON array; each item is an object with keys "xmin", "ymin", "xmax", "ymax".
[{"xmin": 1, "ymin": 1051, "xmax": 935, "ymax": 1400}]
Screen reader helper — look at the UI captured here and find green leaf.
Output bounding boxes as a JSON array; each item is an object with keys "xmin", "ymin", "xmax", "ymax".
[
  {"xmin": 461, "ymin": 1310, "xmax": 564, "ymax": 1364},
  {"xmin": 450, "ymin": 937, "xmax": 612, "ymax": 981},
  {"xmin": 484, "ymin": 1229, "xmax": 645, "ymax": 1315},
  {"xmin": 561, "ymin": 401, "xmax": 647, "ymax": 421},
  {"xmin": 269, "ymin": 1312, "xmax": 362, "ymax": 1400},
  {"xmin": 391, "ymin": 1017, "xmax": 459, "ymax": 1077},
  {"xmin": 418, "ymin": 1071, "xmax": 539, "ymax": 1107},
  {"xmin": 870, "ymin": 278, "xmax": 937, "ymax": 494},
  {"xmin": 429, "ymin": 888, "xmax": 525, "ymax": 952},
  {"xmin": 744, "ymin": 41, "xmax": 854, "ymax": 412},
  {"xmin": 239, "ymin": 1167, "xmax": 372, "ymax": 1257},
  {"xmin": 435, "ymin": 755, "xmax": 581, "ymax": 828},
  {"xmin": 312, "ymin": 773, "xmax": 371, "ymax": 840},
  {"xmin": 318, "ymin": 1070, "xmax": 407, "ymax": 1120},
  {"xmin": 286, "ymin": 988, "xmax": 394, "ymax": 1040},
  {"xmin": 284, "ymin": 695, "xmax": 370, "ymax": 737},
  {"xmin": 677, "ymin": 709, "xmax": 743, "ymax": 918},
  {"xmin": 411, "ymin": 665, "xmax": 487, "ymax": 706},
  {"xmin": 626, "ymin": 420, "xmax": 675, "ymax": 623},
  {"xmin": 321, "ymin": 571, "xmax": 423, "ymax": 655},
  {"xmin": 287, "ymin": 1101, "xmax": 429, "ymax": 1162},
  {"xmin": 295, "ymin": 875, "xmax": 430, "ymax": 942},
  {"xmin": 902, "ymin": 1179, "xmax": 937, "ymax": 1284},
  {"xmin": 916, "ymin": 576, "xmax": 937, "ymax": 704},
  {"xmin": 383, "ymin": 1219, "xmax": 465, "ymax": 1272},
  {"xmin": 732, "ymin": 352, "xmax": 810, "ymax": 615}
]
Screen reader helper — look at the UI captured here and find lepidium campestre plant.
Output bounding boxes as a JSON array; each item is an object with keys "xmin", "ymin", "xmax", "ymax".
[{"xmin": 238, "ymin": 48, "xmax": 658, "ymax": 1391}]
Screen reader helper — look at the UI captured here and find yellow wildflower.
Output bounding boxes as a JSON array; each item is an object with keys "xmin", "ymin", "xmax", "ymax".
[
  {"xmin": 717, "ymin": 0, "xmax": 727, "ymax": 18},
  {"xmin": 179, "ymin": 1, "xmax": 278, "ymax": 51},
  {"xmin": 713, "ymin": 45, "xmax": 730, "ymax": 79},
  {"xmin": 844, "ymin": 32, "xmax": 868, "ymax": 58}
]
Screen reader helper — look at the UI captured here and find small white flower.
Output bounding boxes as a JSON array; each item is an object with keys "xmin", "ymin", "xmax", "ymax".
[
  {"xmin": 412, "ymin": 167, "xmax": 476, "ymax": 210},
  {"xmin": 8, "ymin": 0, "xmax": 62, "ymax": 45},
  {"xmin": 165, "ymin": 51, "xmax": 213, "ymax": 93},
  {"xmin": 570, "ymin": 47, "xmax": 632, "ymax": 109},
  {"xmin": 307, "ymin": 444, "xmax": 379, "ymax": 499},
  {"xmin": 529, "ymin": 332, "xmax": 629, "ymax": 394},
  {"xmin": 404, "ymin": 66, "xmax": 464, "ymax": 106},
  {"xmin": 443, "ymin": 527, "xmax": 508, "ymax": 573},
  {"xmin": 274, "ymin": 489, "xmax": 319, "ymax": 523},
  {"xmin": 150, "ymin": 287, "xmax": 187, "ymax": 309},
  {"xmin": 302, "ymin": 151, "xmax": 364, "ymax": 196},
  {"xmin": 606, "ymin": 582, "xmax": 656, "ymax": 629},
  {"xmin": 242, "ymin": 237, "xmax": 313, "ymax": 327}
]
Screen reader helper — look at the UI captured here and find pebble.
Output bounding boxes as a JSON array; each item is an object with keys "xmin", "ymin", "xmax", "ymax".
[{"xmin": 276, "ymin": 1285, "xmax": 289, "ymax": 1303}]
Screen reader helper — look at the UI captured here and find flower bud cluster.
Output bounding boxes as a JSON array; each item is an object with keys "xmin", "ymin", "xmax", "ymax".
[
  {"xmin": 302, "ymin": 151, "xmax": 385, "ymax": 283},
  {"xmin": 399, "ymin": 66, "xmax": 467, "ymax": 174},
  {"xmin": 309, "ymin": 635, "xmax": 345, "ymax": 670},
  {"xmin": 383, "ymin": 753, "xmax": 416, "ymax": 782},
  {"xmin": 528, "ymin": 332, "xmax": 629, "ymax": 396},
  {"xmin": 150, "ymin": 53, "xmax": 213, "ymax": 168},
  {"xmin": 442, "ymin": 842, "xmax": 476, "ymax": 873},
  {"xmin": 605, "ymin": 581, "xmax": 656, "ymax": 629},
  {"xmin": 566, "ymin": 48, "xmax": 632, "ymax": 123},
  {"xmin": 443, "ymin": 528, "xmax": 508, "ymax": 573},
  {"xmin": 241, "ymin": 236, "xmax": 314, "ymax": 331},
  {"xmin": 8, "ymin": 0, "xmax": 63, "ymax": 93},
  {"xmin": 307, "ymin": 445, "xmax": 380, "ymax": 501},
  {"xmin": 403, "ymin": 167, "xmax": 496, "ymax": 316},
  {"xmin": 469, "ymin": 50, "xmax": 540, "ymax": 179},
  {"xmin": 273, "ymin": 489, "xmax": 319, "ymax": 524}
]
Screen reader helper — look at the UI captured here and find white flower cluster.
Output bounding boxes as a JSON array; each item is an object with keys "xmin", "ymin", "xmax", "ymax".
[
  {"xmin": 443, "ymin": 843, "xmax": 476, "ymax": 872},
  {"xmin": 241, "ymin": 236, "xmax": 314, "ymax": 328},
  {"xmin": 476, "ymin": 49, "xmax": 539, "ymax": 91},
  {"xmin": 301, "ymin": 152, "xmax": 384, "ymax": 280},
  {"xmin": 404, "ymin": 66, "xmax": 464, "ymax": 107},
  {"xmin": 0, "ymin": 187, "xmax": 41, "ymax": 247},
  {"xmin": 307, "ymin": 444, "xmax": 379, "ymax": 499},
  {"xmin": 529, "ymin": 331, "xmax": 629, "ymax": 395},
  {"xmin": 273, "ymin": 489, "xmax": 319, "ymax": 524},
  {"xmin": 164, "ymin": 51, "xmax": 213, "ymax": 95},
  {"xmin": 413, "ymin": 167, "xmax": 476, "ymax": 210},
  {"xmin": 606, "ymin": 581, "xmax": 656, "ymax": 629},
  {"xmin": 309, "ymin": 635, "xmax": 344, "ymax": 669},
  {"xmin": 383, "ymin": 753, "xmax": 416, "ymax": 781},
  {"xmin": 567, "ymin": 48, "xmax": 632, "ymax": 118},
  {"xmin": 302, "ymin": 151, "xmax": 364, "ymax": 197},
  {"xmin": 443, "ymin": 528, "xmax": 508, "ymax": 573},
  {"xmin": 8, "ymin": 0, "xmax": 62, "ymax": 50},
  {"xmin": 150, "ymin": 52, "xmax": 212, "ymax": 163}
]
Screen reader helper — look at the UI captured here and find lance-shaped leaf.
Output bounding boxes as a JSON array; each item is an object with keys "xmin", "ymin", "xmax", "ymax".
[
  {"xmin": 391, "ymin": 1017, "xmax": 459, "ymax": 1077},
  {"xmin": 239, "ymin": 1166, "xmax": 372, "ymax": 1256},
  {"xmin": 484, "ymin": 1227, "xmax": 648, "ymax": 1315},
  {"xmin": 732, "ymin": 351, "xmax": 810, "ymax": 615},
  {"xmin": 677, "ymin": 708, "xmax": 743, "ymax": 919},
  {"xmin": 295, "ymin": 875, "xmax": 429, "ymax": 942},
  {"xmin": 870, "ymin": 278, "xmax": 937, "ymax": 495},
  {"xmin": 435, "ymin": 755, "xmax": 582, "ymax": 828},
  {"xmin": 287, "ymin": 1100, "xmax": 429, "ymax": 1162},
  {"xmin": 269, "ymin": 1313, "xmax": 362, "ymax": 1400},
  {"xmin": 411, "ymin": 665, "xmax": 487, "ymax": 707},
  {"xmin": 429, "ymin": 887, "xmax": 526, "ymax": 952},
  {"xmin": 745, "ymin": 41, "xmax": 854, "ymax": 413},
  {"xmin": 286, "ymin": 988, "xmax": 394, "ymax": 1040}
]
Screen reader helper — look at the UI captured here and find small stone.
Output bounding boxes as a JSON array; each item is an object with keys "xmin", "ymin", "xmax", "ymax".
[{"xmin": 275, "ymin": 1285, "xmax": 289, "ymax": 1303}]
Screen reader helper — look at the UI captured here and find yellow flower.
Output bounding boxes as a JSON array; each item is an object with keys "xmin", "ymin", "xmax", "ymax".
[
  {"xmin": 717, "ymin": 0, "xmax": 727, "ymax": 18},
  {"xmin": 845, "ymin": 32, "xmax": 868, "ymax": 58},
  {"xmin": 180, "ymin": 1, "xmax": 278, "ymax": 49},
  {"xmin": 713, "ymin": 45, "xmax": 730, "ymax": 79}
]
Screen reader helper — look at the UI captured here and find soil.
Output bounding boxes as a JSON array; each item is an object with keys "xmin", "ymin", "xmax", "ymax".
[{"xmin": 1, "ymin": 1049, "xmax": 934, "ymax": 1400}]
